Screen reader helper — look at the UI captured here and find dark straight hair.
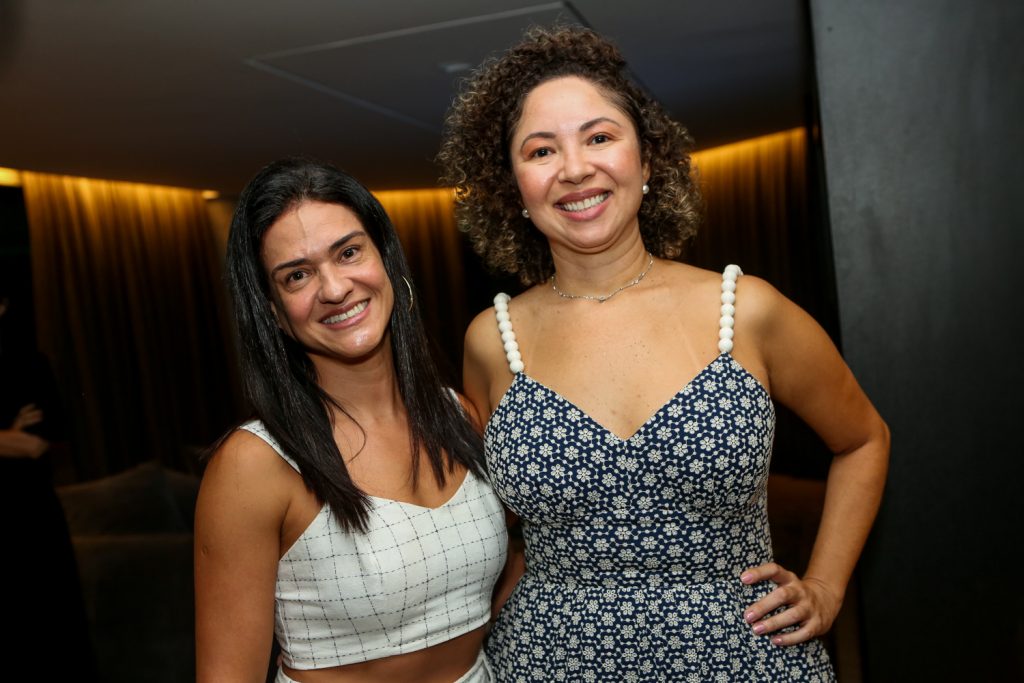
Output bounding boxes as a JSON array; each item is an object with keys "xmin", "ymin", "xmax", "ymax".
[{"xmin": 226, "ymin": 157, "xmax": 485, "ymax": 531}]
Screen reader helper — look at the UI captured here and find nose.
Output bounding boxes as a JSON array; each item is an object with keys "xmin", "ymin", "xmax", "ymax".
[
  {"xmin": 317, "ymin": 265, "xmax": 353, "ymax": 303},
  {"xmin": 558, "ymin": 145, "xmax": 594, "ymax": 185}
]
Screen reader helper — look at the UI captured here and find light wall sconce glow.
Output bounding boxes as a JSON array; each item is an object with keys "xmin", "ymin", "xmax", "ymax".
[
  {"xmin": 0, "ymin": 167, "xmax": 23, "ymax": 187},
  {"xmin": 201, "ymin": 190, "xmax": 220, "ymax": 200}
]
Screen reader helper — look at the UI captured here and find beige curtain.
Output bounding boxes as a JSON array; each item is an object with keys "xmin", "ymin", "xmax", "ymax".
[
  {"xmin": 22, "ymin": 172, "xmax": 240, "ymax": 477},
  {"xmin": 375, "ymin": 188, "xmax": 470, "ymax": 380},
  {"xmin": 691, "ymin": 129, "xmax": 811, "ymax": 292},
  {"xmin": 691, "ymin": 128, "xmax": 840, "ymax": 336}
]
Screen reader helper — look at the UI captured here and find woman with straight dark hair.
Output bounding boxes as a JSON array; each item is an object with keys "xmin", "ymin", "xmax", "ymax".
[{"xmin": 195, "ymin": 158, "xmax": 508, "ymax": 683}]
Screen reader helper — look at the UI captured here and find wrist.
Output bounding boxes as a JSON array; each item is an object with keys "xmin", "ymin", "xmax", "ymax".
[{"xmin": 802, "ymin": 575, "xmax": 844, "ymax": 610}]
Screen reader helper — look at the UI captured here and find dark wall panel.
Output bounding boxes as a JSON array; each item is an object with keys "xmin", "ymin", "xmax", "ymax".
[{"xmin": 808, "ymin": 2, "xmax": 1024, "ymax": 680}]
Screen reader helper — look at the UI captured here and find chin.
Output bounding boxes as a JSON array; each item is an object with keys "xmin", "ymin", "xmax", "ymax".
[{"xmin": 322, "ymin": 331, "xmax": 393, "ymax": 365}]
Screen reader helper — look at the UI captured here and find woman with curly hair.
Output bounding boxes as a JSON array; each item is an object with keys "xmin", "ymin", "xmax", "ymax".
[{"xmin": 439, "ymin": 26, "xmax": 889, "ymax": 681}]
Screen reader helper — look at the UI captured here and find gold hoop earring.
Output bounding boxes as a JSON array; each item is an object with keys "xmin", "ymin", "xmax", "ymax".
[{"xmin": 402, "ymin": 276, "xmax": 414, "ymax": 313}]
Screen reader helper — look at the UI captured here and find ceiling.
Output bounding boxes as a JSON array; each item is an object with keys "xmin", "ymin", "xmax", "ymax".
[{"xmin": 0, "ymin": 1, "xmax": 810, "ymax": 194}]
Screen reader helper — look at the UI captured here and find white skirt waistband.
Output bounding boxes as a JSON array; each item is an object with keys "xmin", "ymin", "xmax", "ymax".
[{"xmin": 276, "ymin": 650, "xmax": 492, "ymax": 683}]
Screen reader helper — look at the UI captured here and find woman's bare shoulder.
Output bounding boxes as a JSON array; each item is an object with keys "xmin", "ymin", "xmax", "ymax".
[
  {"xmin": 661, "ymin": 262, "xmax": 788, "ymax": 343},
  {"xmin": 662, "ymin": 260, "xmax": 770, "ymax": 282},
  {"xmin": 208, "ymin": 427, "xmax": 286, "ymax": 470},
  {"xmin": 465, "ymin": 285, "xmax": 545, "ymax": 351},
  {"xmin": 200, "ymin": 428, "xmax": 297, "ymax": 513},
  {"xmin": 732, "ymin": 274, "xmax": 793, "ymax": 334},
  {"xmin": 502, "ymin": 283, "xmax": 547, "ymax": 318},
  {"xmin": 657, "ymin": 260, "xmax": 743, "ymax": 300},
  {"xmin": 465, "ymin": 303, "xmax": 504, "ymax": 363}
]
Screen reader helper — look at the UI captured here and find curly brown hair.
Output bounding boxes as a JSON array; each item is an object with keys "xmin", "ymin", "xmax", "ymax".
[{"xmin": 438, "ymin": 25, "xmax": 703, "ymax": 286}]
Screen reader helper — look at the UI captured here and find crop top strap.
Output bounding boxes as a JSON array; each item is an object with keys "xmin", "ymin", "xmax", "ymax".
[
  {"xmin": 718, "ymin": 264, "xmax": 743, "ymax": 354},
  {"xmin": 493, "ymin": 293, "xmax": 524, "ymax": 374},
  {"xmin": 238, "ymin": 420, "xmax": 301, "ymax": 473}
]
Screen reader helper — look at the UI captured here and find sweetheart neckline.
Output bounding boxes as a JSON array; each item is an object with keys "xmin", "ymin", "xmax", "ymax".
[{"xmin": 484, "ymin": 353, "xmax": 772, "ymax": 444}]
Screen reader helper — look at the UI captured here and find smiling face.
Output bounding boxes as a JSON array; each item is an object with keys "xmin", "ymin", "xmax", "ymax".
[
  {"xmin": 510, "ymin": 75, "xmax": 650, "ymax": 256},
  {"xmin": 261, "ymin": 200, "xmax": 394, "ymax": 365}
]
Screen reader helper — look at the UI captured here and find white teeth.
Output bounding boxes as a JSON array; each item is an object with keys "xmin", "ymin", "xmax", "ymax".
[
  {"xmin": 322, "ymin": 301, "xmax": 367, "ymax": 324},
  {"xmin": 559, "ymin": 193, "xmax": 609, "ymax": 212}
]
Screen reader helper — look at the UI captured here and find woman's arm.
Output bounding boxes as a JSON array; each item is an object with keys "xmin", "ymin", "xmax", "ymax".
[
  {"xmin": 0, "ymin": 429, "xmax": 48, "ymax": 458},
  {"xmin": 491, "ymin": 526, "xmax": 525, "ymax": 617},
  {"xmin": 737, "ymin": 277, "xmax": 890, "ymax": 646},
  {"xmin": 462, "ymin": 308, "xmax": 503, "ymax": 422},
  {"xmin": 462, "ymin": 309, "xmax": 527, "ymax": 616},
  {"xmin": 194, "ymin": 431, "xmax": 291, "ymax": 682},
  {"xmin": 0, "ymin": 404, "xmax": 49, "ymax": 458}
]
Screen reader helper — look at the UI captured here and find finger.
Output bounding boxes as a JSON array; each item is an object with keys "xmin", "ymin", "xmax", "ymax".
[
  {"xmin": 751, "ymin": 603, "xmax": 807, "ymax": 636},
  {"xmin": 743, "ymin": 563, "xmax": 801, "ymax": 588},
  {"xmin": 769, "ymin": 621, "xmax": 817, "ymax": 647},
  {"xmin": 739, "ymin": 562, "xmax": 783, "ymax": 585},
  {"xmin": 744, "ymin": 584, "xmax": 799, "ymax": 624},
  {"xmin": 17, "ymin": 411, "xmax": 43, "ymax": 425}
]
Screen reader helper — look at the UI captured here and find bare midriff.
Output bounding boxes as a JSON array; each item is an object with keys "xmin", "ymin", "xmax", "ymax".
[{"xmin": 281, "ymin": 625, "xmax": 486, "ymax": 683}]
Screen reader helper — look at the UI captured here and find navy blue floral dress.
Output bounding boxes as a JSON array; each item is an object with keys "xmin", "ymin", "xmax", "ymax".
[{"xmin": 483, "ymin": 267, "xmax": 835, "ymax": 682}]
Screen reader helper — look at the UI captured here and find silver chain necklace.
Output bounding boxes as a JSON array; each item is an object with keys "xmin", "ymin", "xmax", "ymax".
[{"xmin": 550, "ymin": 253, "xmax": 655, "ymax": 303}]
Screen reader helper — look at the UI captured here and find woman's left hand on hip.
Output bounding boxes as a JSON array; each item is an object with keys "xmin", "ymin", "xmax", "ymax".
[{"xmin": 739, "ymin": 562, "xmax": 842, "ymax": 646}]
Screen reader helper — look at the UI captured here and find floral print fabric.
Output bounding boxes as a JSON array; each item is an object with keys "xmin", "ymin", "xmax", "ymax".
[{"xmin": 484, "ymin": 354, "xmax": 835, "ymax": 682}]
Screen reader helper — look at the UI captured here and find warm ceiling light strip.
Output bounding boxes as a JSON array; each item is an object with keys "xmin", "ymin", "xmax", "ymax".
[
  {"xmin": 693, "ymin": 128, "xmax": 805, "ymax": 167},
  {"xmin": 0, "ymin": 167, "xmax": 23, "ymax": 187},
  {"xmin": 373, "ymin": 187, "xmax": 456, "ymax": 202}
]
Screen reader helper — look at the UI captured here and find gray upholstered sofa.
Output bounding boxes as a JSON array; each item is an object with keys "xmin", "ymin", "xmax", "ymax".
[{"xmin": 57, "ymin": 461, "xmax": 199, "ymax": 683}]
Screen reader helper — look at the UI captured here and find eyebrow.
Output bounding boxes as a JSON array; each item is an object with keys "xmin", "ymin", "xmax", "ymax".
[
  {"xmin": 518, "ymin": 116, "xmax": 622, "ymax": 152},
  {"xmin": 269, "ymin": 229, "xmax": 366, "ymax": 276}
]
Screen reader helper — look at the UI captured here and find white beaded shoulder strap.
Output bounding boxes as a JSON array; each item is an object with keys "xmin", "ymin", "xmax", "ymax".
[
  {"xmin": 718, "ymin": 264, "xmax": 743, "ymax": 354},
  {"xmin": 493, "ymin": 293, "xmax": 524, "ymax": 374}
]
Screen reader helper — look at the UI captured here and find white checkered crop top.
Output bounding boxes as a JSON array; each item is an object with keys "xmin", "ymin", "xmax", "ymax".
[{"xmin": 240, "ymin": 420, "xmax": 507, "ymax": 670}]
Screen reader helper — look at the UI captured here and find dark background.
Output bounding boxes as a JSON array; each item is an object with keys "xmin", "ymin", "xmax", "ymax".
[{"xmin": 810, "ymin": 1, "xmax": 1024, "ymax": 680}]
